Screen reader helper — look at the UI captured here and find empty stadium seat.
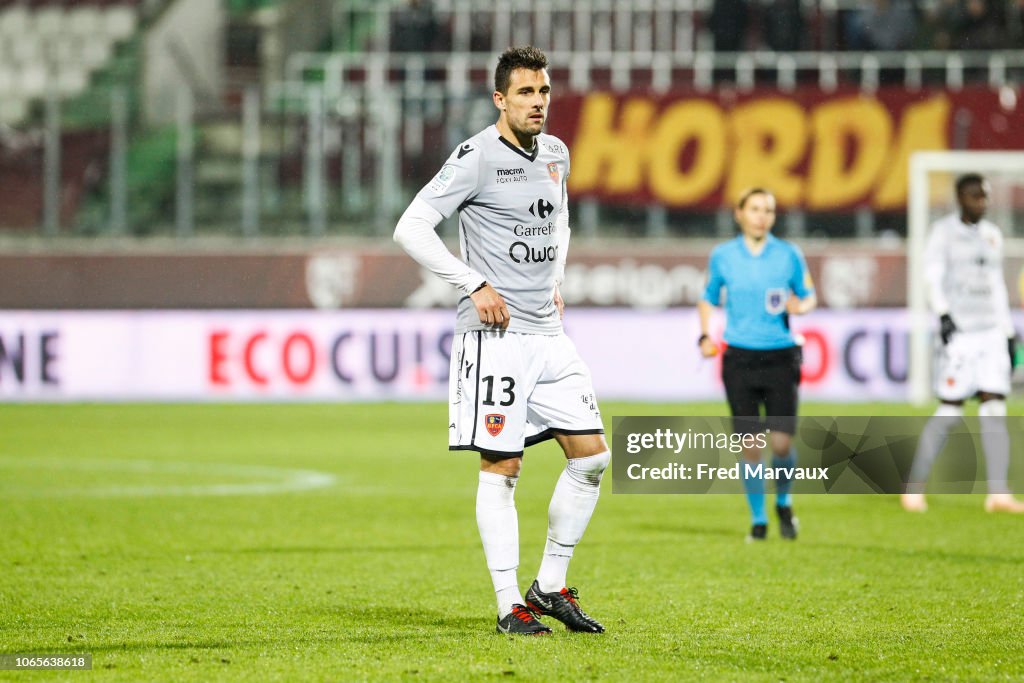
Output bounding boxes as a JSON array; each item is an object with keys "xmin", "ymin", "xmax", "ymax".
[
  {"xmin": 0, "ymin": 97, "xmax": 28, "ymax": 125},
  {"xmin": 0, "ymin": 2, "xmax": 138, "ymax": 116},
  {"xmin": 66, "ymin": 6, "xmax": 104, "ymax": 37},
  {"xmin": 104, "ymin": 5, "xmax": 136, "ymax": 41}
]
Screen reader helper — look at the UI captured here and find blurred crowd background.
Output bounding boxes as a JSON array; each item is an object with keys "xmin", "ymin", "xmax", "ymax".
[{"xmin": 1, "ymin": 0, "xmax": 1023, "ymax": 241}]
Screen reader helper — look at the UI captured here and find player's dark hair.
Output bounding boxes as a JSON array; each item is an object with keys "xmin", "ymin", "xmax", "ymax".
[
  {"xmin": 737, "ymin": 187, "xmax": 774, "ymax": 208},
  {"xmin": 494, "ymin": 46, "xmax": 549, "ymax": 94},
  {"xmin": 955, "ymin": 173, "xmax": 985, "ymax": 196}
]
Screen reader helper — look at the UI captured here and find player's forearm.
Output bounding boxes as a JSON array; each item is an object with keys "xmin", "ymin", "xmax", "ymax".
[
  {"xmin": 394, "ymin": 197, "xmax": 486, "ymax": 294},
  {"xmin": 554, "ymin": 204, "xmax": 570, "ymax": 286},
  {"xmin": 697, "ymin": 300, "xmax": 715, "ymax": 335},
  {"xmin": 923, "ymin": 254, "xmax": 950, "ymax": 314},
  {"xmin": 991, "ymin": 273, "xmax": 1016, "ymax": 338}
]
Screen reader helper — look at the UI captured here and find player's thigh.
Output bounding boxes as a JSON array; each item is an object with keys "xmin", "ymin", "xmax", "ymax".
[
  {"xmin": 934, "ymin": 332, "xmax": 984, "ymax": 401},
  {"xmin": 526, "ymin": 334, "xmax": 604, "ymax": 442},
  {"xmin": 449, "ymin": 330, "xmax": 532, "ymax": 455},
  {"xmin": 975, "ymin": 328, "xmax": 1011, "ymax": 396}
]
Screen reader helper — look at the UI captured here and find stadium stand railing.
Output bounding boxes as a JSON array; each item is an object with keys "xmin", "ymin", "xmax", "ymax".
[{"xmin": 3, "ymin": 0, "xmax": 1024, "ymax": 237}]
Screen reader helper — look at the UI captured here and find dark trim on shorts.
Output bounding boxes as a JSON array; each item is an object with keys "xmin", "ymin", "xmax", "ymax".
[
  {"xmin": 470, "ymin": 331, "xmax": 482, "ymax": 444},
  {"xmin": 524, "ymin": 428, "xmax": 606, "ymax": 448},
  {"xmin": 449, "ymin": 444, "xmax": 524, "ymax": 458},
  {"xmin": 450, "ymin": 428, "xmax": 605, "ymax": 457}
]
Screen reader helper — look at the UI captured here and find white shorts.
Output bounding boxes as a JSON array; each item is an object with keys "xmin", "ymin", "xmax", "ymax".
[
  {"xmin": 934, "ymin": 327, "xmax": 1011, "ymax": 401},
  {"xmin": 448, "ymin": 330, "xmax": 604, "ymax": 457}
]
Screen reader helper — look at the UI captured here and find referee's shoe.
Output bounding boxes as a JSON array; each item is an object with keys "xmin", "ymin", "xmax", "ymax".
[
  {"xmin": 776, "ymin": 505, "xmax": 798, "ymax": 540},
  {"xmin": 525, "ymin": 581, "xmax": 605, "ymax": 633}
]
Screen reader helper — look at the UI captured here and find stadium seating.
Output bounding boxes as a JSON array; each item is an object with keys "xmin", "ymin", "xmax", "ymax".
[{"xmin": 0, "ymin": 1, "xmax": 139, "ymax": 124}]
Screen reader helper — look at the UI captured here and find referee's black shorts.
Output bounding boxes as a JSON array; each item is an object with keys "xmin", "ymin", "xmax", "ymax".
[{"xmin": 721, "ymin": 345, "xmax": 802, "ymax": 436}]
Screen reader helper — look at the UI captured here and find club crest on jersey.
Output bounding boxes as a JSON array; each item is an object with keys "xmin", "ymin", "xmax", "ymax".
[
  {"xmin": 547, "ymin": 162, "xmax": 559, "ymax": 184},
  {"xmin": 485, "ymin": 414, "xmax": 506, "ymax": 437},
  {"xmin": 765, "ymin": 288, "xmax": 786, "ymax": 314}
]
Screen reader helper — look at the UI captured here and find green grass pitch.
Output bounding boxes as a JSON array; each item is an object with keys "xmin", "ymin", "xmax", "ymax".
[{"xmin": 2, "ymin": 402, "xmax": 1023, "ymax": 681}]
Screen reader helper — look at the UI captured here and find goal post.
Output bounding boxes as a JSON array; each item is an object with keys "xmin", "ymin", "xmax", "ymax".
[{"xmin": 907, "ymin": 150, "xmax": 1024, "ymax": 406}]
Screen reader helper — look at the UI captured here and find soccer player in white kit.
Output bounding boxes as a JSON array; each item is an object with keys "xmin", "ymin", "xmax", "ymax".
[
  {"xmin": 393, "ymin": 46, "xmax": 608, "ymax": 635},
  {"xmin": 902, "ymin": 174, "xmax": 1024, "ymax": 513}
]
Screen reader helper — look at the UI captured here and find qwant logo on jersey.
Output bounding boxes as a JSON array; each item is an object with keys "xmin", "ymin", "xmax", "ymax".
[{"xmin": 485, "ymin": 414, "xmax": 506, "ymax": 436}]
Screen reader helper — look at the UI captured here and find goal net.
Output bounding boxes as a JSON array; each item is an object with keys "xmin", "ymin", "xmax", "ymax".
[{"xmin": 908, "ymin": 151, "xmax": 1024, "ymax": 405}]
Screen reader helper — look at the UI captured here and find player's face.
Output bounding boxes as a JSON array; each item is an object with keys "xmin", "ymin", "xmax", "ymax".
[
  {"xmin": 496, "ymin": 68, "xmax": 551, "ymax": 139},
  {"xmin": 959, "ymin": 181, "xmax": 990, "ymax": 224},
  {"xmin": 735, "ymin": 193, "xmax": 776, "ymax": 240}
]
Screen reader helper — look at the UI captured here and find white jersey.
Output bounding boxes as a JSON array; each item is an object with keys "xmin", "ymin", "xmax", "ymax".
[
  {"xmin": 417, "ymin": 125, "xmax": 570, "ymax": 335},
  {"xmin": 924, "ymin": 213, "xmax": 1014, "ymax": 336}
]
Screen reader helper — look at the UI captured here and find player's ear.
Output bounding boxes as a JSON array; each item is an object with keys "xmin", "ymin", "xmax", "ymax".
[{"xmin": 493, "ymin": 91, "xmax": 505, "ymax": 111}]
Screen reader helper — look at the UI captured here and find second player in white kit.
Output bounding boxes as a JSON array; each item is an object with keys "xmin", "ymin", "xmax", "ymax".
[
  {"xmin": 393, "ymin": 46, "xmax": 609, "ymax": 635},
  {"xmin": 903, "ymin": 174, "xmax": 1024, "ymax": 513}
]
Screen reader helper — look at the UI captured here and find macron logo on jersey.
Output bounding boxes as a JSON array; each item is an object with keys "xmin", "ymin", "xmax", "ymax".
[
  {"xmin": 497, "ymin": 168, "xmax": 527, "ymax": 184},
  {"xmin": 457, "ymin": 144, "xmax": 474, "ymax": 159}
]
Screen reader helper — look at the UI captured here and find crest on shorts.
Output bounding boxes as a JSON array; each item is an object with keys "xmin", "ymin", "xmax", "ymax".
[
  {"xmin": 485, "ymin": 414, "xmax": 505, "ymax": 437},
  {"xmin": 547, "ymin": 162, "xmax": 559, "ymax": 184}
]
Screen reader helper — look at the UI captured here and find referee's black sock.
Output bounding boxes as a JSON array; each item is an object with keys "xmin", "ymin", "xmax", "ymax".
[{"xmin": 772, "ymin": 448, "xmax": 796, "ymax": 507}]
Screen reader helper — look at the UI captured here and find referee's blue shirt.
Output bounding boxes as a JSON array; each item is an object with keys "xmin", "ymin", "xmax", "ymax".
[{"xmin": 702, "ymin": 234, "xmax": 814, "ymax": 350}]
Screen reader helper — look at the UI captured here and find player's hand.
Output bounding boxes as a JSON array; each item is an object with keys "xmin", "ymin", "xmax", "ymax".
[
  {"xmin": 1010, "ymin": 337, "xmax": 1018, "ymax": 369},
  {"xmin": 470, "ymin": 282, "xmax": 510, "ymax": 329},
  {"xmin": 939, "ymin": 314, "xmax": 957, "ymax": 345},
  {"xmin": 785, "ymin": 295, "xmax": 803, "ymax": 315},
  {"xmin": 553, "ymin": 285, "xmax": 564, "ymax": 319},
  {"xmin": 699, "ymin": 335, "xmax": 719, "ymax": 358}
]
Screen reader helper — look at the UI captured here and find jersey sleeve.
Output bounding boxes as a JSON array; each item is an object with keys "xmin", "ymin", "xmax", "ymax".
[
  {"xmin": 789, "ymin": 244, "xmax": 814, "ymax": 298},
  {"xmin": 415, "ymin": 141, "xmax": 483, "ymax": 219},
  {"xmin": 393, "ymin": 196, "xmax": 486, "ymax": 295},
  {"xmin": 702, "ymin": 248, "xmax": 725, "ymax": 305},
  {"xmin": 923, "ymin": 222, "xmax": 950, "ymax": 316}
]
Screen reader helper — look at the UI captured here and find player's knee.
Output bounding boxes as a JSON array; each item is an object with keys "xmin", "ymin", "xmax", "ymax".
[
  {"xmin": 481, "ymin": 454, "xmax": 522, "ymax": 477},
  {"xmin": 566, "ymin": 450, "xmax": 610, "ymax": 487},
  {"xmin": 979, "ymin": 399, "xmax": 1007, "ymax": 417}
]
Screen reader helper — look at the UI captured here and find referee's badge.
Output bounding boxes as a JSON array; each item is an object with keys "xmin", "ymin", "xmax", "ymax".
[
  {"xmin": 485, "ymin": 414, "xmax": 506, "ymax": 437},
  {"xmin": 765, "ymin": 288, "xmax": 786, "ymax": 314},
  {"xmin": 547, "ymin": 162, "xmax": 559, "ymax": 184}
]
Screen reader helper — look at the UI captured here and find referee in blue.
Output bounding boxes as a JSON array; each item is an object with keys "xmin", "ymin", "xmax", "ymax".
[{"xmin": 698, "ymin": 188, "xmax": 816, "ymax": 541}]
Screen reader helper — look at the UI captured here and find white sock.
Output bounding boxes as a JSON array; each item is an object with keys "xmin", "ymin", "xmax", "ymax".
[
  {"xmin": 476, "ymin": 471, "xmax": 522, "ymax": 618},
  {"xmin": 907, "ymin": 403, "xmax": 963, "ymax": 494},
  {"xmin": 979, "ymin": 399, "xmax": 1010, "ymax": 495},
  {"xmin": 536, "ymin": 450, "xmax": 610, "ymax": 593}
]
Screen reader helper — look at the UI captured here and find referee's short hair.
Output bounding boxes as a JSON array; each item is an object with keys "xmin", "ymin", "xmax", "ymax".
[
  {"xmin": 955, "ymin": 173, "xmax": 985, "ymax": 197},
  {"xmin": 736, "ymin": 187, "xmax": 774, "ymax": 209}
]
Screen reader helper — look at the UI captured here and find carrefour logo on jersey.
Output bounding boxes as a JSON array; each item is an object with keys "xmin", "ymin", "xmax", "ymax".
[{"xmin": 513, "ymin": 222, "xmax": 555, "ymax": 237}]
